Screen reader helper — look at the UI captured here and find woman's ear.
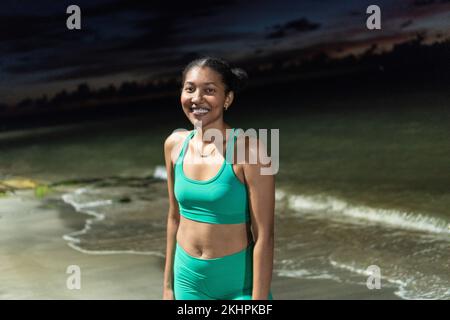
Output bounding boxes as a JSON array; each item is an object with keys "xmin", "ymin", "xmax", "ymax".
[{"xmin": 224, "ymin": 91, "xmax": 234, "ymax": 110}]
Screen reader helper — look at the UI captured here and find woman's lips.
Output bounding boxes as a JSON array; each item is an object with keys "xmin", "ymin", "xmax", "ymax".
[{"xmin": 190, "ymin": 107, "xmax": 210, "ymax": 116}]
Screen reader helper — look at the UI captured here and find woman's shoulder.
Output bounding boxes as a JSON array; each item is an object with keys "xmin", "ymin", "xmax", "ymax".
[
  {"xmin": 164, "ymin": 129, "xmax": 193, "ymax": 158},
  {"xmin": 165, "ymin": 129, "xmax": 192, "ymax": 146}
]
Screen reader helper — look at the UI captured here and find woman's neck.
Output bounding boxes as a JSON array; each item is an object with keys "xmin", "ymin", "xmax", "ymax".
[{"xmin": 193, "ymin": 121, "xmax": 230, "ymax": 144}]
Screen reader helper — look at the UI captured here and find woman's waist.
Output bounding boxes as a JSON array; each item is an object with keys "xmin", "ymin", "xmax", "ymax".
[{"xmin": 177, "ymin": 216, "xmax": 252, "ymax": 259}]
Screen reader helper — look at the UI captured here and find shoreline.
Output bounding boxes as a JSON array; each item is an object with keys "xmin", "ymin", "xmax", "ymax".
[
  {"xmin": 0, "ymin": 191, "xmax": 164, "ymax": 299},
  {"xmin": 0, "ymin": 191, "xmax": 401, "ymax": 300}
]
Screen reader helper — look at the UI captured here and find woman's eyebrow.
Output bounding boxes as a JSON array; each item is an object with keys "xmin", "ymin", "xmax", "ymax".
[{"xmin": 185, "ymin": 81, "xmax": 217, "ymax": 86}]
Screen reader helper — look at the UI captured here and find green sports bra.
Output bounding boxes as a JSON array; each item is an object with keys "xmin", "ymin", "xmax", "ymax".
[{"xmin": 174, "ymin": 128, "xmax": 250, "ymax": 224}]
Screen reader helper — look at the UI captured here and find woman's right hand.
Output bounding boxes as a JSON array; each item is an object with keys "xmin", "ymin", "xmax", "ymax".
[{"xmin": 163, "ymin": 288, "xmax": 175, "ymax": 300}]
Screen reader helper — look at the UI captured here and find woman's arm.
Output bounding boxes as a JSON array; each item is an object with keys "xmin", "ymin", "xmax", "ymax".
[
  {"xmin": 162, "ymin": 133, "xmax": 182, "ymax": 299},
  {"xmin": 243, "ymin": 136, "xmax": 275, "ymax": 300}
]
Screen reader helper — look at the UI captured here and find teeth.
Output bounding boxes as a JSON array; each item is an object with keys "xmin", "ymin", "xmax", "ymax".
[{"xmin": 191, "ymin": 107, "xmax": 210, "ymax": 114}]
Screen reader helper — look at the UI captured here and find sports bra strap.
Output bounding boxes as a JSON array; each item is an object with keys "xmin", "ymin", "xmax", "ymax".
[
  {"xmin": 176, "ymin": 130, "xmax": 196, "ymax": 165},
  {"xmin": 225, "ymin": 128, "xmax": 235, "ymax": 164}
]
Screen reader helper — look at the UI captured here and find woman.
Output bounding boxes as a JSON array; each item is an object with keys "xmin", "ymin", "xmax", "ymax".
[{"xmin": 162, "ymin": 57, "xmax": 274, "ymax": 300}]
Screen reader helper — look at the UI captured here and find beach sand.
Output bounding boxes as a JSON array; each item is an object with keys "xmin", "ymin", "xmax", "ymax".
[
  {"xmin": 0, "ymin": 191, "xmax": 164, "ymax": 300},
  {"xmin": 0, "ymin": 191, "xmax": 400, "ymax": 300}
]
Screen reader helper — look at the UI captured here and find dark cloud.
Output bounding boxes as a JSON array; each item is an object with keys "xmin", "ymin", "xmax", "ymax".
[
  {"xmin": 6, "ymin": 50, "xmax": 109, "ymax": 74},
  {"xmin": 44, "ymin": 52, "xmax": 192, "ymax": 82},
  {"xmin": 46, "ymin": 31, "xmax": 255, "ymax": 81},
  {"xmin": 1, "ymin": 0, "xmax": 448, "ymax": 105},
  {"xmin": 0, "ymin": 13, "xmax": 97, "ymax": 54},
  {"xmin": 5, "ymin": 24, "xmax": 254, "ymax": 82},
  {"xmin": 266, "ymin": 18, "xmax": 320, "ymax": 39},
  {"xmin": 105, "ymin": 27, "xmax": 182, "ymax": 53},
  {"xmin": 401, "ymin": 20, "xmax": 413, "ymax": 28},
  {"xmin": 1, "ymin": 0, "xmax": 244, "ymax": 84},
  {"xmin": 348, "ymin": 10, "xmax": 361, "ymax": 16},
  {"xmin": 84, "ymin": 0, "xmax": 233, "ymax": 17},
  {"xmin": 412, "ymin": 0, "xmax": 450, "ymax": 6},
  {"xmin": 413, "ymin": 0, "xmax": 435, "ymax": 5},
  {"xmin": 45, "ymin": 59, "xmax": 161, "ymax": 81}
]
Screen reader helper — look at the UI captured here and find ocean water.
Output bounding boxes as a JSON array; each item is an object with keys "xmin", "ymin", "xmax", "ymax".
[{"xmin": 1, "ymin": 95, "xmax": 449, "ymax": 299}]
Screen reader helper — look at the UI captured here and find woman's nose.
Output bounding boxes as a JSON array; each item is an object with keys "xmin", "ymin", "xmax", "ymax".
[{"xmin": 191, "ymin": 89, "xmax": 203, "ymax": 104}]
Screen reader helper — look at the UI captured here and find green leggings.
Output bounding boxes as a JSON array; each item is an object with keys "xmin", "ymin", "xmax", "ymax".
[{"xmin": 174, "ymin": 241, "xmax": 274, "ymax": 300}]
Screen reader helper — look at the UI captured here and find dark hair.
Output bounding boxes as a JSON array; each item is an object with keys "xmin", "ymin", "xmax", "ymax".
[{"xmin": 181, "ymin": 56, "xmax": 248, "ymax": 94}]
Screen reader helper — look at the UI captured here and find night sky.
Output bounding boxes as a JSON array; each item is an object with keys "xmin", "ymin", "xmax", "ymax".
[{"xmin": 1, "ymin": 0, "xmax": 449, "ymax": 105}]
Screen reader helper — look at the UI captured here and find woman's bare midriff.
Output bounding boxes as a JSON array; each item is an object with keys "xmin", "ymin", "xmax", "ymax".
[{"xmin": 176, "ymin": 215, "xmax": 253, "ymax": 259}]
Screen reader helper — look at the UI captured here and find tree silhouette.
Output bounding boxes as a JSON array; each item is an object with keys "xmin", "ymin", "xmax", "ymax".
[{"xmin": 3, "ymin": 36, "xmax": 449, "ymax": 119}]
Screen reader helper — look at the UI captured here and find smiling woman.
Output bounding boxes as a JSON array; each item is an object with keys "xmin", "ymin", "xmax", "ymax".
[
  {"xmin": 180, "ymin": 57, "xmax": 248, "ymax": 120},
  {"xmin": 162, "ymin": 57, "xmax": 275, "ymax": 300}
]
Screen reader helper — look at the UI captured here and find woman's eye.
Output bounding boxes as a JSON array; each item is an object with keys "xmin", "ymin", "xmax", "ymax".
[
  {"xmin": 185, "ymin": 87, "xmax": 194, "ymax": 92},
  {"xmin": 205, "ymin": 88, "xmax": 215, "ymax": 94}
]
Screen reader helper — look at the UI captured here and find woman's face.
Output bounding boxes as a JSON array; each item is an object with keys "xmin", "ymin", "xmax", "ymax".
[{"xmin": 181, "ymin": 66, "xmax": 233, "ymax": 127}]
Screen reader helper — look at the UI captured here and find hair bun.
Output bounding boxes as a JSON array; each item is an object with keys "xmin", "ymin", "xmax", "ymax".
[
  {"xmin": 182, "ymin": 57, "xmax": 248, "ymax": 94},
  {"xmin": 231, "ymin": 68, "xmax": 248, "ymax": 93}
]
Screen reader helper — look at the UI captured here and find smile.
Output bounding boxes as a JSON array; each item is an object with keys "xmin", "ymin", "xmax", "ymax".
[{"xmin": 190, "ymin": 106, "xmax": 211, "ymax": 115}]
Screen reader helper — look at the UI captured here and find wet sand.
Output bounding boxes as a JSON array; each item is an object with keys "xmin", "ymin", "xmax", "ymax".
[
  {"xmin": 0, "ymin": 191, "xmax": 400, "ymax": 300},
  {"xmin": 0, "ymin": 191, "xmax": 163, "ymax": 299}
]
